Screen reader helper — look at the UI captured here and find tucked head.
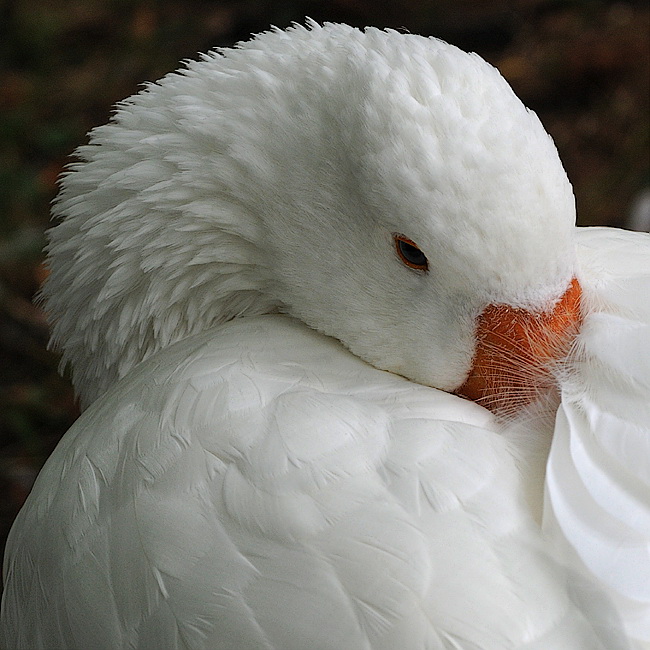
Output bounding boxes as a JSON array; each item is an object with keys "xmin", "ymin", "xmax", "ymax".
[{"xmin": 43, "ymin": 22, "xmax": 580, "ymax": 412}]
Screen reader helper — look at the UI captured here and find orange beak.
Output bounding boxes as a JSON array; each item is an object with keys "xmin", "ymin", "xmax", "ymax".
[{"xmin": 456, "ymin": 277, "xmax": 582, "ymax": 415}]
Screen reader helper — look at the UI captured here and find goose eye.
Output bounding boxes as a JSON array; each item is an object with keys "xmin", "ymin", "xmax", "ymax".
[{"xmin": 394, "ymin": 234, "xmax": 428, "ymax": 271}]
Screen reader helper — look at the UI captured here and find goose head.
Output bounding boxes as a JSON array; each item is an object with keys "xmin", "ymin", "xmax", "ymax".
[{"xmin": 44, "ymin": 22, "xmax": 580, "ymax": 413}]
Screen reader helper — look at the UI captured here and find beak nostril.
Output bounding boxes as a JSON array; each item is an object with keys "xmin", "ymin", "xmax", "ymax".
[{"xmin": 455, "ymin": 277, "xmax": 582, "ymax": 414}]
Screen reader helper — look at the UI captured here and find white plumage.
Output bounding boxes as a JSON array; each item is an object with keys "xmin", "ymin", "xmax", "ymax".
[
  {"xmin": 1, "ymin": 22, "xmax": 649, "ymax": 649},
  {"xmin": 545, "ymin": 228, "xmax": 650, "ymax": 645}
]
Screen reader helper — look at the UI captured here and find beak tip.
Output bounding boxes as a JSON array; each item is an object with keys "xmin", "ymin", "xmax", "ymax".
[{"xmin": 456, "ymin": 277, "xmax": 582, "ymax": 415}]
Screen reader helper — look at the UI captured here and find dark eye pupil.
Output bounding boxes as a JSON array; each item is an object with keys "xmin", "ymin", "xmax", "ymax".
[{"xmin": 398, "ymin": 240, "xmax": 427, "ymax": 266}]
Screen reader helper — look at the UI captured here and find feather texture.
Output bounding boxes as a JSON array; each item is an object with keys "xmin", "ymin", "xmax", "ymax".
[
  {"xmin": 545, "ymin": 228, "xmax": 650, "ymax": 648},
  {"xmin": 1, "ymin": 315, "xmax": 628, "ymax": 649}
]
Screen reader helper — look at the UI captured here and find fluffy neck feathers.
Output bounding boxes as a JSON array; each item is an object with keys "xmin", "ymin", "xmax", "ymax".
[{"xmin": 45, "ymin": 142, "xmax": 276, "ymax": 407}]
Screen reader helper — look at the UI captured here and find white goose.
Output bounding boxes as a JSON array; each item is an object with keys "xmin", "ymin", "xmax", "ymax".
[{"xmin": 2, "ymin": 22, "xmax": 649, "ymax": 650}]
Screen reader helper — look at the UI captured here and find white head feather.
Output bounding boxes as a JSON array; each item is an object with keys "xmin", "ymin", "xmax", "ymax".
[{"xmin": 43, "ymin": 22, "xmax": 577, "ymax": 408}]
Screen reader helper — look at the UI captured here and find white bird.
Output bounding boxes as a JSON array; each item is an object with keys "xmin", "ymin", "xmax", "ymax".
[{"xmin": 2, "ymin": 21, "xmax": 649, "ymax": 650}]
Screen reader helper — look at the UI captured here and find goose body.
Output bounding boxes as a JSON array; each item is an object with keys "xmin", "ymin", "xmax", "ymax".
[{"xmin": 1, "ymin": 22, "xmax": 649, "ymax": 649}]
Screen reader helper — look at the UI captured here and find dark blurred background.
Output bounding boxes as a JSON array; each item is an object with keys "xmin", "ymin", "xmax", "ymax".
[{"xmin": 1, "ymin": 0, "xmax": 648, "ymax": 573}]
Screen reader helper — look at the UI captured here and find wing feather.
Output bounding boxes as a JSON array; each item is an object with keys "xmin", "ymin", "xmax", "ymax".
[
  {"xmin": 2, "ymin": 315, "xmax": 627, "ymax": 649},
  {"xmin": 545, "ymin": 227, "xmax": 650, "ymax": 647}
]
